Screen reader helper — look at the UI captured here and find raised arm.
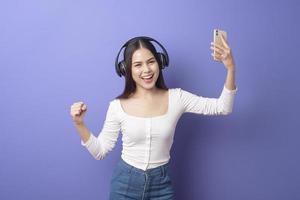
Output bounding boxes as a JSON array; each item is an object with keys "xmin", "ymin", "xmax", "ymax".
[
  {"xmin": 211, "ymin": 33, "xmax": 236, "ymax": 90},
  {"xmin": 79, "ymin": 101, "xmax": 121, "ymax": 160},
  {"xmin": 177, "ymin": 31, "xmax": 238, "ymax": 115},
  {"xmin": 179, "ymin": 85, "xmax": 237, "ymax": 115}
]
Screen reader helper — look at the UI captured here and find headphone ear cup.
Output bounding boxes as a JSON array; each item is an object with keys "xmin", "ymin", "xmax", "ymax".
[
  {"xmin": 118, "ymin": 61, "xmax": 127, "ymax": 77},
  {"xmin": 157, "ymin": 53, "xmax": 167, "ymax": 69}
]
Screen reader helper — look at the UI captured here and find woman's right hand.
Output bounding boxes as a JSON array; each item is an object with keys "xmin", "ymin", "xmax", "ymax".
[{"xmin": 70, "ymin": 102, "xmax": 87, "ymax": 125}]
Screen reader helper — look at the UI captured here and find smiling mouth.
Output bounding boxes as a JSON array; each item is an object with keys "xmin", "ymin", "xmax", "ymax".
[
  {"xmin": 141, "ymin": 74, "xmax": 154, "ymax": 80},
  {"xmin": 141, "ymin": 74, "xmax": 154, "ymax": 83}
]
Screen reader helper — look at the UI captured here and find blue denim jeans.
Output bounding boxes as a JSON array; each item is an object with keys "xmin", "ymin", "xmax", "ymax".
[{"xmin": 109, "ymin": 158, "xmax": 174, "ymax": 200}]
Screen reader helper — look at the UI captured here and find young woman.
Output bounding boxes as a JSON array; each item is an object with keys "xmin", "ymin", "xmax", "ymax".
[{"xmin": 70, "ymin": 36, "xmax": 237, "ymax": 199}]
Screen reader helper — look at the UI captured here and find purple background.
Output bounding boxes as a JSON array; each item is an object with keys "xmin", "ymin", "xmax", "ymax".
[{"xmin": 1, "ymin": 0, "xmax": 299, "ymax": 199}]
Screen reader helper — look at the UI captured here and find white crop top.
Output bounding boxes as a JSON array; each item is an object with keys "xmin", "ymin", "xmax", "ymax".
[{"xmin": 81, "ymin": 85, "xmax": 237, "ymax": 171}]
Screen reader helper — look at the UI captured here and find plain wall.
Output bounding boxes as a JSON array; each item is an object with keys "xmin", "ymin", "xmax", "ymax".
[{"xmin": 1, "ymin": 0, "xmax": 299, "ymax": 199}]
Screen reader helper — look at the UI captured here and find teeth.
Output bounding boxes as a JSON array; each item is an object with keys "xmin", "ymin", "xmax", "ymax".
[{"xmin": 142, "ymin": 75, "xmax": 153, "ymax": 79}]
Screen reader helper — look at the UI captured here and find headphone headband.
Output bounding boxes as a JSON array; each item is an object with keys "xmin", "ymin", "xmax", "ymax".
[{"xmin": 115, "ymin": 36, "xmax": 169, "ymax": 77}]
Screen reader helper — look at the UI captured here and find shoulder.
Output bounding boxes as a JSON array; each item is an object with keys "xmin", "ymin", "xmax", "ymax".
[
  {"xmin": 169, "ymin": 87, "xmax": 203, "ymax": 106},
  {"xmin": 168, "ymin": 87, "xmax": 190, "ymax": 103},
  {"xmin": 168, "ymin": 87, "xmax": 181, "ymax": 93},
  {"xmin": 101, "ymin": 99, "xmax": 122, "ymax": 120},
  {"xmin": 169, "ymin": 87, "xmax": 189, "ymax": 97},
  {"xmin": 106, "ymin": 98, "xmax": 121, "ymax": 113}
]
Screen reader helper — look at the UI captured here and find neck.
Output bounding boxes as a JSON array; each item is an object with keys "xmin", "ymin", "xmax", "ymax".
[{"xmin": 132, "ymin": 86, "xmax": 160, "ymax": 99}]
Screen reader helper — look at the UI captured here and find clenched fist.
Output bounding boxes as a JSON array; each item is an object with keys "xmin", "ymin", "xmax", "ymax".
[{"xmin": 70, "ymin": 101, "xmax": 87, "ymax": 125}]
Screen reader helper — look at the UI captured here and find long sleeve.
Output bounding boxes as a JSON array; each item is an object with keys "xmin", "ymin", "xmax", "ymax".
[
  {"xmin": 179, "ymin": 85, "xmax": 238, "ymax": 115},
  {"xmin": 80, "ymin": 100, "xmax": 121, "ymax": 160}
]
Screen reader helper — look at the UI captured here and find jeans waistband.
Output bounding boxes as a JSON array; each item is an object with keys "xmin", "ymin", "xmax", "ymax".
[{"xmin": 117, "ymin": 158, "xmax": 170, "ymax": 177}]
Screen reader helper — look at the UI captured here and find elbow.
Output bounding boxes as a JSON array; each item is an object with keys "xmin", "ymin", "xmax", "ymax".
[
  {"xmin": 94, "ymin": 156, "xmax": 102, "ymax": 160},
  {"xmin": 94, "ymin": 147, "xmax": 110, "ymax": 160},
  {"xmin": 94, "ymin": 153, "xmax": 106, "ymax": 160},
  {"xmin": 91, "ymin": 138, "xmax": 116, "ymax": 160},
  {"xmin": 91, "ymin": 139, "xmax": 114, "ymax": 160},
  {"xmin": 221, "ymin": 107, "xmax": 233, "ymax": 115},
  {"xmin": 221, "ymin": 110, "xmax": 232, "ymax": 115},
  {"xmin": 219, "ymin": 104, "xmax": 233, "ymax": 115},
  {"xmin": 219, "ymin": 101, "xmax": 234, "ymax": 115},
  {"xmin": 93, "ymin": 146, "xmax": 111, "ymax": 160}
]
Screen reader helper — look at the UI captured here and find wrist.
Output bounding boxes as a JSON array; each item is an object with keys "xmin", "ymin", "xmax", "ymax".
[
  {"xmin": 74, "ymin": 121, "xmax": 85, "ymax": 126},
  {"xmin": 227, "ymin": 66, "xmax": 235, "ymax": 72}
]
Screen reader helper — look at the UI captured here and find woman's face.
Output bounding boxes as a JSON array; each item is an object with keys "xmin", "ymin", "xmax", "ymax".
[{"xmin": 131, "ymin": 47, "xmax": 160, "ymax": 91}]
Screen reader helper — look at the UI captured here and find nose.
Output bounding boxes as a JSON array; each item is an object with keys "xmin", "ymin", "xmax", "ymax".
[{"xmin": 142, "ymin": 63, "xmax": 151, "ymax": 72}]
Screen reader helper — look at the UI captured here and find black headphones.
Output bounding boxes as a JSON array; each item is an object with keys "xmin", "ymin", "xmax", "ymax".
[{"xmin": 115, "ymin": 36, "xmax": 169, "ymax": 77}]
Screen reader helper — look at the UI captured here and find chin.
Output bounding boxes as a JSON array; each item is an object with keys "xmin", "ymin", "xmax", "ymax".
[
  {"xmin": 139, "ymin": 80, "xmax": 158, "ymax": 90},
  {"xmin": 145, "ymin": 85, "xmax": 156, "ymax": 90}
]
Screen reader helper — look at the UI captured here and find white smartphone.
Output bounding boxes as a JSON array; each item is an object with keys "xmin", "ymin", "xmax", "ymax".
[{"xmin": 213, "ymin": 29, "xmax": 227, "ymax": 57}]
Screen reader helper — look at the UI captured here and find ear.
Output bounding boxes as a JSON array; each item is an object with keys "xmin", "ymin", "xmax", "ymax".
[
  {"xmin": 118, "ymin": 61, "xmax": 127, "ymax": 76},
  {"xmin": 157, "ymin": 53, "xmax": 166, "ymax": 69}
]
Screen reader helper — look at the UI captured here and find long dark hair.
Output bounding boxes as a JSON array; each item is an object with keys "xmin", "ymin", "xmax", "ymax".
[{"xmin": 115, "ymin": 38, "xmax": 168, "ymax": 99}]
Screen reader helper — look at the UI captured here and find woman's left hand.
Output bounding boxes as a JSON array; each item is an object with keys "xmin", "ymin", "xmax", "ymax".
[{"xmin": 210, "ymin": 34, "xmax": 235, "ymax": 71}]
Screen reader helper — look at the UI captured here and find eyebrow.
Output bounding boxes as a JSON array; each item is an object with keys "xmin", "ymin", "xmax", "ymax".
[{"xmin": 132, "ymin": 57, "xmax": 155, "ymax": 64}]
